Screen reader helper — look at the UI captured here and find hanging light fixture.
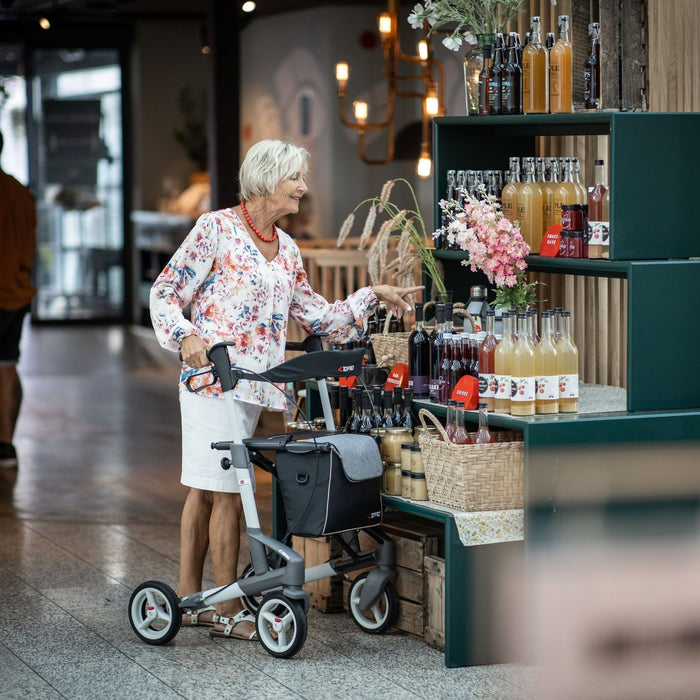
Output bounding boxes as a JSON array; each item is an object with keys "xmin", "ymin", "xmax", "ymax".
[{"xmin": 334, "ymin": 0, "xmax": 444, "ymax": 177}]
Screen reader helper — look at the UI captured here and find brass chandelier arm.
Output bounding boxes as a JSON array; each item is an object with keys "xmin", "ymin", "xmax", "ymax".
[{"xmin": 357, "ymin": 121, "xmax": 396, "ymax": 165}]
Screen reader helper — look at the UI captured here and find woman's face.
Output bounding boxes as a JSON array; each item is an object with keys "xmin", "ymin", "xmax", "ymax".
[{"xmin": 269, "ymin": 170, "xmax": 308, "ymax": 216}]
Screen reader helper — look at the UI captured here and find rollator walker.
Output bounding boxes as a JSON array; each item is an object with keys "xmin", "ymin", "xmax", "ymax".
[{"xmin": 128, "ymin": 336, "xmax": 398, "ymax": 658}]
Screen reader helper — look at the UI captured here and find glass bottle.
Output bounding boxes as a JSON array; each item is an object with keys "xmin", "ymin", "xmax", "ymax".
[
  {"xmin": 372, "ymin": 387, "xmax": 383, "ymax": 428},
  {"xmin": 400, "ymin": 389, "xmax": 414, "ymax": 430},
  {"xmin": 438, "ymin": 333, "xmax": 453, "ymax": 404},
  {"xmin": 429, "ymin": 303, "xmax": 446, "ymax": 402},
  {"xmin": 549, "ymin": 15, "xmax": 573, "ymax": 114},
  {"xmin": 438, "ymin": 171, "xmax": 456, "ymax": 250},
  {"xmin": 511, "ymin": 312, "xmax": 536, "ymax": 416},
  {"xmin": 501, "ymin": 157, "xmax": 521, "ymax": 224},
  {"xmin": 392, "ymin": 386, "xmax": 403, "ymax": 425},
  {"xmin": 359, "ymin": 390, "xmax": 374, "ymax": 434},
  {"xmin": 557, "ymin": 311, "xmax": 579, "ymax": 413},
  {"xmin": 408, "ymin": 301, "xmax": 431, "ymax": 398},
  {"xmin": 489, "ymin": 34, "xmax": 505, "ymax": 115},
  {"xmin": 545, "ymin": 32, "xmax": 555, "ymax": 50},
  {"xmin": 474, "ymin": 402, "xmax": 495, "ymax": 444},
  {"xmin": 444, "ymin": 399, "xmax": 457, "ymax": 442},
  {"xmin": 494, "ymin": 311, "xmax": 515, "ymax": 413},
  {"xmin": 348, "ymin": 388, "xmax": 363, "ymax": 432},
  {"xmin": 587, "ymin": 158, "xmax": 608, "ymax": 259},
  {"xmin": 584, "ymin": 22, "xmax": 601, "ymax": 110},
  {"xmin": 381, "ymin": 389, "xmax": 395, "ymax": 429},
  {"xmin": 449, "ymin": 335, "xmax": 464, "ymax": 396},
  {"xmin": 518, "ymin": 156, "xmax": 544, "ymax": 252},
  {"xmin": 478, "ymin": 310, "xmax": 498, "ymax": 412},
  {"xmin": 478, "ymin": 44, "xmax": 492, "ymax": 116},
  {"xmin": 541, "ymin": 157, "xmax": 557, "ymax": 235},
  {"xmin": 338, "ymin": 385, "xmax": 350, "ymax": 431},
  {"xmin": 522, "ymin": 16, "xmax": 549, "ymax": 114},
  {"xmin": 528, "ymin": 308, "xmax": 540, "ymax": 345},
  {"xmin": 503, "ymin": 33, "xmax": 522, "ymax": 115},
  {"xmin": 534, "ymin": 311, "xmax": 559, "ymax": 414},
  {"xmin": 572, "ymin": 157, "xmax": 588, "ymax": 204},
  {"xmin": 554, "ymin": 158, "xmax": 580, "ymax": 224},
  {"xmin": 451, "ymin": 403, "xmax": 473, "ymax": 445}
]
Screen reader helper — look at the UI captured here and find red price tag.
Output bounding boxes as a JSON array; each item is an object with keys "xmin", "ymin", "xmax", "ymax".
[
  {"xmin": 385, "ymin": 363, "xmax": 409, "ymax": 389},
  {"xmin": 539, "ymin": 224, "xmax": 562, "ymax": 257},
  {"xmin": 451, "ymin": 375, "xmax": 479, "ymax": 409}
]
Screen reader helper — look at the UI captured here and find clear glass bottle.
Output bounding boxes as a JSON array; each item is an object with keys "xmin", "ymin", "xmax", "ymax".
[
  {"xmin": 557, "ymin": 310, "xmax": 579, "ymax": 412},
  {"xmin": 478, "ymin": 310, "xmax": 498, "ymax": 411},
  {"xmin": 451, "ymin": 402, "xmax": 473, "ymax": 444},
  {"xmin": 572, "ymin": 157, "xmax": 588, "ymax": 204},
  {"xmin": 541, "ymin": 157, "xmax": 558, "ymax": 235},
  {"xmin": 511, "ymin": 312, "xmax": 536, "ymax": 416},
  {"xmin": 494, "ymin": 311, "xmax": 515, "ymax": 413},
  {"xmin": 584, "ymin": 22, "xmax": 601, "ymax": 110},
  {"xmin": 501, "ymin": 157, "xmax": 522, "ymax": 224},
  {"xmin": 522, "ymin": 16, "xmax": 549, "ymax": 114},
  {"xmin": 518, "ymin": 156, "xmax": 544, "ymax": 252},
  {"xmin": 478, "ymin": 44, "xmax": 492, "ymax": 116},
  {"xmin": 587, "ymin": 158, "xmax": 608, "ymax": 259},
  {"xmin": 549, "ymin": 15, "xmax": 573, "ymax": 114},
  {"xmin": 359, "ymin": 391, "xmax": 374, "ymax": 434},
  {"xmin": 474, "ymin": 402, "xmax": 495, "ymax": 443},
  {"xmin": 429, "ymin": 303, "xmax": 446, "ymax": 403},
  {"xmin": 444, "ymin": 399, "xmax": 457, "ymax": 442},
  {"xmin": 534, "ymin": 311, "xmax": 559, "ymax": 414}
]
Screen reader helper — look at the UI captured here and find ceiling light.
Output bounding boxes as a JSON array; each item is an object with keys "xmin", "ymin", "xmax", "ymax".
[
  {"xmin": 241, "ymin": 1, "xmax": 256, "ymax": 12},
  {"xmin": 39, "ymin": 16, "xmax": 51, "ymax": 29}
]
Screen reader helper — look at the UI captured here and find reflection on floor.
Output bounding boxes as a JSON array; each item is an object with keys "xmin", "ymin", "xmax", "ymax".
[{"xmin": 0, "ymin": 324, "xmax": 534, "ymax": 699}]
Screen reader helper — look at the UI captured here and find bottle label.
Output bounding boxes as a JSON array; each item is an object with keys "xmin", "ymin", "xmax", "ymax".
[
  {"xmin": 587, "ymin": 221, "xmax": 609, "ymax": 246},
  {"xmin": 559, "ymin": 373, "xmax": 579, "ymax": 399},
  {"xmin": 479, "ymin": 372, "xmax": 497, "ymax": 398},
  {"xmin": 495, "ymin": 374, "xmax": 511, "ymax": 400},
  {"xmin": 536, "ymin": 374, "xmax": 558, "ymax": 401},
  {"xmin": 410, "ymin": 375, "xmax": 429, "ymax": 396},
  {"xmin": 501, "ymin": 79, "xmax": 511, "ymax": 106},
  {"xmin": 511, "ymin": 376, "xmax": 536, "ymax": 402}
]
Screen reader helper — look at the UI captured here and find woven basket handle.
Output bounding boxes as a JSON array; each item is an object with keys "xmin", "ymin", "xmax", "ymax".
[
  {"xmin": 418, "ymin": 408, "xmax": 449, "ymax": 442},
  {"xmin": 382, "ymin": 310, "xmax": 392, "ymax": 335},
  {"xmin": 453, "ymin": 308, "xmax": 475, "ymax": 332}
]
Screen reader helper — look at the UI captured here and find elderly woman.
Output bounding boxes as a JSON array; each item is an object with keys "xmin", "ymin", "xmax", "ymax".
[{"xmin": 150, "ymin": 139, "xmax": 421, "ymax": 640}]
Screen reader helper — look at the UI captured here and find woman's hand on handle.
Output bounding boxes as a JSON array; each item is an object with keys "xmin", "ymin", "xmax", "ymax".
[
  {"xmin": 371, "ymin": 284, "xmax": 425, "ymax": 318},
  {"xmin": 180, "ymin": 334, "xmax": 209, "ymax": 368}
]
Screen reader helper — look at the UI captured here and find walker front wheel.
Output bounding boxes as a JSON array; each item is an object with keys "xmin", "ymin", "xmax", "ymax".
[
  {"xmin": 128, "ymin": 580, "xmax": 181, "ymax": 645},
  {"xmin": 256, "ymin": 594, "xmax": 307, "ymax": 659},
  {"xmin": 347, "ymin": 573, "xmax": 399, "ymax": 634}
]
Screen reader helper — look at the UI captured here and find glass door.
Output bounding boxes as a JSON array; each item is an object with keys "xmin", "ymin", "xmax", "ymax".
[{"xmin": 29, "ymin": 48, "xmax": 125, "ymax": 321}]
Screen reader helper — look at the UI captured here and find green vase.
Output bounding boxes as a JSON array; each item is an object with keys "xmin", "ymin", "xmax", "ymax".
[{"xmin": 463, "ymin": 33, "xmax": 495, "ymax": 116}]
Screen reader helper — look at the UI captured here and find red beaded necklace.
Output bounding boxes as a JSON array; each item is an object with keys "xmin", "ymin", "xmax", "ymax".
[{"xmin": 240, "ymin": 201, "xmax": 278, "ymax": 243}]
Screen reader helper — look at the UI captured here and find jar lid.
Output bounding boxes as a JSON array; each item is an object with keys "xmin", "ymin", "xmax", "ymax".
[
  {"xmin": 410, "ymin": 472, "xmax": 426, "ymax": 479},
  {"xmin": 411, "ymin": 444, "xmax": 421, "ymax": 451},
  {"xmin": 385, "ymin": 427, "xmax": 412, "ymax": 434},
  {"xmin": 561, "ymin": 203, "xmax": 583, "ymax": 210},
  {"xmin": 401, "ymin": 470, "xmax": 412, "ymax": 477},
  {"xmin": 401, "ymin": 443, "xmax": 413, "ymax": 450}
]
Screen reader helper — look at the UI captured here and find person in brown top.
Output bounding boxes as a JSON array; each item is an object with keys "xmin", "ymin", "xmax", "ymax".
[{"xmin": 0, "ymin": 130, "xmax": 37, "ymax": 469}]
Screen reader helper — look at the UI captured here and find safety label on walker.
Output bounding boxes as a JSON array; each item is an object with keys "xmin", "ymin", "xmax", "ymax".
[{"xmin": 238, "ymin": 477, "xmax": 251, "ymax": 486}]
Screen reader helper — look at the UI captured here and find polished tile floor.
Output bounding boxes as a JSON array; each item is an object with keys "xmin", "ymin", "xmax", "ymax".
[{"xmin": 0, "ymin": 324, "xmax": 535, "ymax": 699}]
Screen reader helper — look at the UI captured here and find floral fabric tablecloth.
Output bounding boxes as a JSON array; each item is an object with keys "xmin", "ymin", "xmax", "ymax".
[{"xmin": 388, "ymin": 496, "xmax": 523, "ymax": 547}]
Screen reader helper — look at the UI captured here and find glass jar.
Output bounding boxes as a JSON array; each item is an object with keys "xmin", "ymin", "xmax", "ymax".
[
  {"xmin": 413, "ymin": 425, "xmax": 439, "ymax": 444},
  {"xmin": 384, "ymin": 463, "xmax": 402, "ymax": 496},
  {"xmin": 411, "ymin": 444, "xmax": 424, "ymax": 474},
  {"xmin": 381, "ymin": 427, "xmax": 413, "ymax": 464},
  {"xmin": 411, "ymin": 472, "xmax": 428, "ymax": 501},
  {"xmin": 401, "ymin": 469, "xmax": 412, "ymax": 498},
  {"xmin": 400, "ymin": 443, "xmax": 413, "ymax": 474}
]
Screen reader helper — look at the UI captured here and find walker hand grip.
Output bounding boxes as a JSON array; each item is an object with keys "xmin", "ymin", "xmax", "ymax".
[
  {"xmin": 285, "ymin": 333, "xmax": 328, "ymax": 354},
  {"xmin": 207, "ymin": 342, "xmax": 236, "ymax": 392}
]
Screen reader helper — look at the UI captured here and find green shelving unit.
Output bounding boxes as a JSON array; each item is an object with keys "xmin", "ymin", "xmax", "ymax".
[{"xmin": 433, "ymin": 113, "xmax": 700, "ymax": 260}]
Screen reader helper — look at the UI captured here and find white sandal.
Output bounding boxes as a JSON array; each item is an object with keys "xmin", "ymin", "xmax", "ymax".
[
  {"xmin": 181, "ymin": 605, "xmax": 216, "ymax": 627},
  {"xmin": 209, "ymin": 610, "xmax": 258, "ymax": 640}
]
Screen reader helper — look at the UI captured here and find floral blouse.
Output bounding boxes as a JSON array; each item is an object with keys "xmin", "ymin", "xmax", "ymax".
[{"xmin": 150, "ymin": 208, "xmax": 377, "ymax": 408}]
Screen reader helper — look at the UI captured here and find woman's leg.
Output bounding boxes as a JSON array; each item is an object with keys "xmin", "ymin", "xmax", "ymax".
[{"xmin": 178, "ymin": 487, "xmax": 213, "ymax": 597}]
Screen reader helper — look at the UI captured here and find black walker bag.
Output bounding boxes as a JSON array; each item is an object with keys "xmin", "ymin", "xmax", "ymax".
[{"xmin": 275, "ymin": 433, "xmax": 383, "ymax": 537}]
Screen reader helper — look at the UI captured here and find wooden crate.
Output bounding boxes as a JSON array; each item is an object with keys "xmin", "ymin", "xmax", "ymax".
[
  {"xmin": 424, "ymin": 554, "xmax": 445, "ymax": 652},
  {"xmin": 292, "ymin": 535, "xmax": 345, "ymax": 613},
  {"xmin": 343, "ymin": 513, "xmax": 444, "ymax": 638}
]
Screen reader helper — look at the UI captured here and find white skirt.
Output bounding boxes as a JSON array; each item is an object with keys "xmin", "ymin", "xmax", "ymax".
[{"xmin": 179, "ymin": 388, "xmax": 262, "ymax": 493}]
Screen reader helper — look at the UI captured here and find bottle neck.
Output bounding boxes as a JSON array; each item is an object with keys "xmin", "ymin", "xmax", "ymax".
[
  {"xmin": 558, "ymin": 17, "xmax": 570, "ymax": 42},
  {"xmin": 595, "ymin": 163, "xmax": 606, "ymax": 187},
  {"xmin": 530, "ymin": 21, "xmax": 542, "ymax": 46},
  {"xmin": 478, "ymin": 405, "xmax": 489, "ymax": 429}
]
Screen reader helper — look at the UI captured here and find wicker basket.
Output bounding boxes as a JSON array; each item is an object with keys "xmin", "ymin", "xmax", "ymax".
[
  {"xmin": 417, "ymin": 409, "xmax": 524, "ymax": 512},
  {"xmin": 371, "ymin": 311, "xmax": 410, "ymax": 366}
]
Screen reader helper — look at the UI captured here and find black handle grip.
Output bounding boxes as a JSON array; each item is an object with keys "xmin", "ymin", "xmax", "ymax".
[
  {"xmin": 285, "ymin": 333, "xmax": 328, "ymax": 353},
  {"xmin": 207, "ymin": 342, "xmax": 236, "ymax": 392}
]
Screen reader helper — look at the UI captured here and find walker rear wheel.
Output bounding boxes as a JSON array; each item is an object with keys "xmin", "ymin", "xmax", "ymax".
[
  {"xmin": 347, "ymin": 573, "xmax": 399, "ymax": 634},
  {"xmin": 128, "ymin": 580, "xmax": 181, "ymax": 645},
  {"xmin": 256, "ymin": 593, "xmax": 307, "ymax": 658}
]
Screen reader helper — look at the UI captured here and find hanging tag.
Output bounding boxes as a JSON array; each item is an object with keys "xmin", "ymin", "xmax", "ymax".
[
  {"xmin": 385, "ymin": 363, "xmax": 409, "ymax": 390},
  {"xmin": 540, "ymin": 224, "xmax": 563, "ymax": 257}
]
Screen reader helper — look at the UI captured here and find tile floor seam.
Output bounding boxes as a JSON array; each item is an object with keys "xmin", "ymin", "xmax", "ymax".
[{"xmin": 0, "ymin": 638, "xmax": 70, "ymax": 699}]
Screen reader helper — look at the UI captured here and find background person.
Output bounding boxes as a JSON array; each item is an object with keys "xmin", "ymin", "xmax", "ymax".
[
  {"xmin": 0, "ymin": 130, "xmax": 37, "ymax": 469},
  {"xmin": 150, "ymin": 139, "xmax": 421, "ymax": 640}
]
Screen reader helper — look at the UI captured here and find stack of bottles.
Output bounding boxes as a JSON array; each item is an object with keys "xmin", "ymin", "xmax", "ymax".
[
  {"xmin": 476, "ymin": 15, "xmax": 600, "ymax": 116},
  {"xmin": 440, "ymin": 156, "xmax": 610, "ymax": 258}
]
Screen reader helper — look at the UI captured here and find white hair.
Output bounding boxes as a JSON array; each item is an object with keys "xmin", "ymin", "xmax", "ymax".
[{"xmin": 239, "ymin": 139, "xmax": 309, "ymax": 201}]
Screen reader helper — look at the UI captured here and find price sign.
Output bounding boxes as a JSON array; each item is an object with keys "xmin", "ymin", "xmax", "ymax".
[
  {"xmin": 540, "ymin": 224, "xmax": 563, "ymax": 257},
  {"xmin": 451, "ymin": 375, "xmax": 479, "ymax": 409},
  {"xmin": 385, "ymin": 362, "xmax": 409, "ymax": 389}
]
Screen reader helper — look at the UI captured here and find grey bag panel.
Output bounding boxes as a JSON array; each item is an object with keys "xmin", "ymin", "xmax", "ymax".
[{"xmin": 319, "ymin": 433, "xmax": 383, "ymax": 483}]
